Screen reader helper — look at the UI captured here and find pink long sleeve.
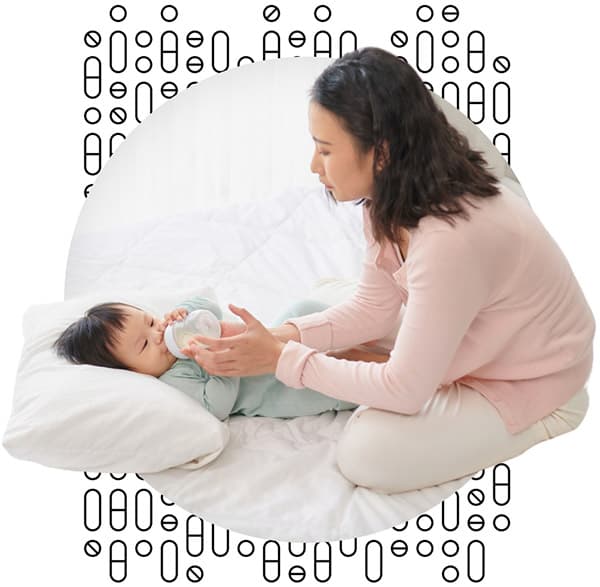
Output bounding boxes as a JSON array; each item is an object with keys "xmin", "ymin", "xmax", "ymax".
[
  {"xmin": 277, "ymin": 228, "xmax": 489, "ymax": 414},
  {"xmin": 275, "ymin": 186, "xmax": 595, "ymax": 433},
  {"xmin": 280, "ymin": 215, "xmax": 404, "ymax": 352}
]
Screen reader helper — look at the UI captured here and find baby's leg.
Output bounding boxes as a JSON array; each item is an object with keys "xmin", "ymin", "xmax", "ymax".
[
  {"xmin": 270, "ymin": 298, "xmax": 331, "ymax": 327},
  {"xmin": 271, "ymin": 298, "xmax": 357, "ymax": 413}
]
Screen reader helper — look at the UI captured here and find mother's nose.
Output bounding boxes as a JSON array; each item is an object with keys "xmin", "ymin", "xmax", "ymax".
[{"xmin": 310, "ymin": 149, "xmax": 322, "ymax": 175}]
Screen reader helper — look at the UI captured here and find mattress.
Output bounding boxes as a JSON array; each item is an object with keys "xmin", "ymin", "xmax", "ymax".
[{"xmin": 66, "ymin": 184, "xmax": 472, "ymax": 541}]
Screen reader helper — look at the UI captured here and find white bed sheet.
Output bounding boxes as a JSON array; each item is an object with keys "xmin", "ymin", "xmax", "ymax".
[
  {"xmin": 66, "ymin": 184, "xmax": 472, "ymax": 541},
  {"xmin": 143, "ymin": 411, "xmax": 468, "ymax": 542}
]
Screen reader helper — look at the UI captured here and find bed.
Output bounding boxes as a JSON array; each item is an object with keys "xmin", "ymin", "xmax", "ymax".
[{"xmin": 8, "ymin": 56, "xmax": 525, "ymax": 542}]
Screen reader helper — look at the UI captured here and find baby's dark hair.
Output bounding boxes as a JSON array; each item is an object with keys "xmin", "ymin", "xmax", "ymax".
[{"xmin": 53, "ymin": 303, "xmax": 133, "ymax": 370}]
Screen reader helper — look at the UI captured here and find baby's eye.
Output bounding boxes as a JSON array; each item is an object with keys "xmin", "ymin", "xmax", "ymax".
[
  {"xmin": 319, "ymin": 151, "xmax": 329, "ymax": 156},
  {"xmin": 150, "ymin": 318, "xmax": 154, "ymax": 327},
  {"xmin": 142, "ymin": 340, "xmax": 148, "ymax": 352}
]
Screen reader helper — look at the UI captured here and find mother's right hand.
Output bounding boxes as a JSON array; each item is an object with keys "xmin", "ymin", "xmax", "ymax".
[{"xmin": 182, "ymin": 305, "xmax": 285, "ymax": 377}]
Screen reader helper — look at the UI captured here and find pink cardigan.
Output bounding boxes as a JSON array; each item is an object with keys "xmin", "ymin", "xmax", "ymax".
[{"xmin": 275, "ymin": 185, "xmax": 595, "ymax": 433}]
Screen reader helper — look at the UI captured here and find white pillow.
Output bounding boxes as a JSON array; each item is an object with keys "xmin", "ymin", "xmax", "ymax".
[{"xmin": 2, "ymin": 286, "xmax": 230, "ymax": 473}]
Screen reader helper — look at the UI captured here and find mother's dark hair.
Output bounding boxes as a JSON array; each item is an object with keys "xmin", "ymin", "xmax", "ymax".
[{"xmin": 309, "ymin": 47, "xmax": 501, "ymax": 246}]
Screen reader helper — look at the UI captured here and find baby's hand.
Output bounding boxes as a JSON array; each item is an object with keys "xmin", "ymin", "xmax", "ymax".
[{"xmin": 163, "ymin": 307, "xmax": 188, "ymax": 327}]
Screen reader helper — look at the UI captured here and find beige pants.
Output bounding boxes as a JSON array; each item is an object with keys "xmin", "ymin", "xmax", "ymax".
[{"xmin": 336, "ymin": 383, "xmax": 589, "ymax": 494}]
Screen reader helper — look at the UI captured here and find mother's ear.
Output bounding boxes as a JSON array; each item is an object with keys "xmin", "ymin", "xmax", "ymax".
[{"xmin": 375, "ymin": 140, "xmax": 390, "ymax": 172}]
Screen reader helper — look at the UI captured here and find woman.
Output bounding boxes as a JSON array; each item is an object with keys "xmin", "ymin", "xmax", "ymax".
[{"xmin": 181, "ymin": 47, "xmax": 594, "ymax": 494}]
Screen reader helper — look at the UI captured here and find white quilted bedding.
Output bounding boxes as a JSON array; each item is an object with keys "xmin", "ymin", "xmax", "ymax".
[
  {"xmin": 66, "ymin": 185, "xmax": 365, "ymax": 325},
  {"xmin": 66, "ymin": 184, "xmax": 470, "ymax": 541}
]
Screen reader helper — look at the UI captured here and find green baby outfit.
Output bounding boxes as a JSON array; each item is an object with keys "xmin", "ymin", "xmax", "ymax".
[{"xmin": 159, "ymin": 296, "xmax": 357, "ymax": 420}]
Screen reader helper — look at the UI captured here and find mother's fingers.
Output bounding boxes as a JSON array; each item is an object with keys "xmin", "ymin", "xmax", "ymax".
[
  {"xmin": 188, "ymin": 333, "xmax": 243, "ymax": 351},
  {"xmin": 186, "ymin": 345, "xmax": 242, "ymax": 375},
  {"xmin": 186, "ymin": 343, "xmax": 239, "ymax": 363},
  {"xmin": 228, "ymin": 304, "xmax": 259, "ymax": 325}
]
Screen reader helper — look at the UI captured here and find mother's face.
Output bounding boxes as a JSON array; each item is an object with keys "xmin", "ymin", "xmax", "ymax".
[{"xmin": 308, "ymin": 101, "xmax": 375, "ymax": 202}]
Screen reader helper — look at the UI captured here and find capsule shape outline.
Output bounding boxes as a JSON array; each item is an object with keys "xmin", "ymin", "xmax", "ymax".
[
  {"xmin": 212, "ymin": 30, "xmax": 230, "ymax": 73},
  {"xmin": 467, "ymin": 82, "xmax": 485, "ymax": 124},
  {"xmin": 493, "ymin": 463, "xmax": 511, "ymax": 505},
  {"xmin": 133, "ymin": 488, "xmax": 152, "ymax": 531},
  {"xmin": 339, "ymin": 30, "xmax": 357, "ymax": 56},
  {"xmin": 83, "ymin": 488, "xmax": 102, "ymax": 532},
  {"xmin": 339, "ymin": 537, "xmax": 358, "ymax": 557},
  {"xmin": 314, "ymin": 542, "xmax": 332, "ymax": 582},
  {"xmin": 210, "ymin": 524, "xmax": 229, "ymax": 557},
  {"xmin": 416, "ymin": 30, "xmax": 434, "ymax": 73},
  {"xmin": 109, "ymin": 132, "xmax": 126, "ymax": 158},
  {"xmin": 109, "ymin": 540, "xmax": 127, "ymax": 583},
  {"xmin": 493, "ymin": 132, "xmax": 511, "ymax": 166},
  {"xmin": 467, "ymin": 539, "xmax": 485, "ymax": 582},
  {"xmin": 135, "ymin": 81, "xmax": 153, "ymax": 124},
  {"xmin": 160, "ymin": 540, "xmax": 178, "ymax": 583},
  {"xmin": 160, "ymin": 31, "xmax": 178, "ymax": 73},
  {"xmin": 314, "ymin": 30, "xmax": 332, "ymax": 57},
  {"xmin": 442, "ymin": 491, "xmax": 460, "ymax": 531},
  {"xmin": 83, "ymin": 56, "xmax": 102, "ymax": 99},
  {"xmin": 109, "ymin": 30, "xmax": 127, "ymax": 74},
  {"xmin": 84, "ymin": 132, "xmax": 102, "ymax": 176},
  {"xmin": 442, "ymin": 81, "xmax": 460, "ymax": 110},
  {"xmin": 493, "ymin": 82, "xmax": 511, "ymax": 124},
  {"xmin": 263, "ymin": 540, "xmax": 281, "ymax": 582},
  {"xmin": 109, "ymin": 488, "xmax": 127, "ymax": 531},
  {"xmin": 467, "ymin": 31, "xmax": 485, "ymax": 73},
  {"xmin": 365, "ymin": 540, "xmax": 383, "ymax": 582},
  {"xmin": 186, "ymin": 515, "xmax": 204, "ymax": 557}
]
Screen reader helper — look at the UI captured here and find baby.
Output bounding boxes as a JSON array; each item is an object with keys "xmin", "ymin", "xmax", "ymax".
[{"xmin": 53, "ymin": 296, "xmax": 359, "ymax": 421}]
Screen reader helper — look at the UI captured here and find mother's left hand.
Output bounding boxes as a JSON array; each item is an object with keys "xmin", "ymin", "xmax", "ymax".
[{"xmin": 180, "ymin": 304, "xmax": 285, "ymax": 377}]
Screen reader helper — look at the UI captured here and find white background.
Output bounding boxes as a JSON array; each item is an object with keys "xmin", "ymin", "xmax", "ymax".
[{"xmin": 1, "ymin": 0, "xmax": 599, "ymax": 585}]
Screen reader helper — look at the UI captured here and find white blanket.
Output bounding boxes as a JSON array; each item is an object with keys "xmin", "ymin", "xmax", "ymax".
[{"xmin": 67, "ymin": 184, "xmax": 471, "ymax": 541}]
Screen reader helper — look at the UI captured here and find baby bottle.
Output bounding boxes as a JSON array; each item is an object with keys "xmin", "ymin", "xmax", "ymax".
[{"xmin": 163, "ymin": 310, "xmax": 222, "ymax": 359}]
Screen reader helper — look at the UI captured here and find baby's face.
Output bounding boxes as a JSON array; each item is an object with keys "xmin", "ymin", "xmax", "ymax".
[{"xmin": 111, "ymin": 306, "xmax": 177, "ymax": 377}]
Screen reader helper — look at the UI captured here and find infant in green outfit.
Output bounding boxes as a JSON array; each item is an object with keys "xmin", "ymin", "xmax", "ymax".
[{"xmin": 54, "ymin": 296, "xmax": 358, "ymax": 421}]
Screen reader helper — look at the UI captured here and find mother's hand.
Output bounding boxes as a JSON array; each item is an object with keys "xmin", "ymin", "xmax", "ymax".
[
  {"xmin": 218, "ymin": 319, "xmax": 248, "ymax": 338},
  {"xmin": 180, "ymin": 304, "xmax": 285, "ymax": 377}
]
